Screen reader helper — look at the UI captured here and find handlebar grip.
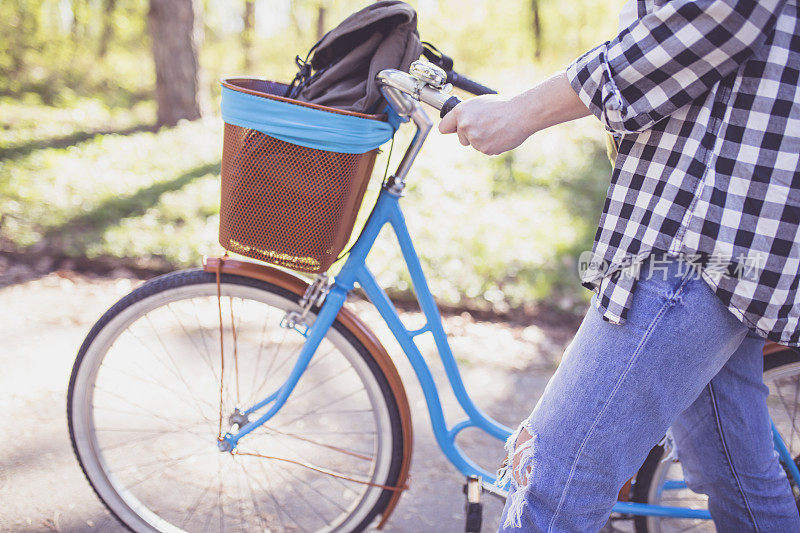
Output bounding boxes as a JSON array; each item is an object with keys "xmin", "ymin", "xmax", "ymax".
[
  {"xmin": 440, "ymin": 95, "xmax": 462, "ymax": 118},
  {"xmin": 447, "ymin": 72, "xmax": 497, "ymax": 96}
]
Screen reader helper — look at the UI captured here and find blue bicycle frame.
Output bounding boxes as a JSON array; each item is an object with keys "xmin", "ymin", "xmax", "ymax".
[
  {"xmin": 218, "ymin": 85, "xmax": 800, "ymax": 522},
  {"xmin": 222, "ymin": 189, "xmax": 512, "ymax": 480}
]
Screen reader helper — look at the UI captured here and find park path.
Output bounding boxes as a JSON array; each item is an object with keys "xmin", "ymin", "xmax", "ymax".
[{"xmin": 0, "ymin": 269, "xmax": 582, "ymax": 532}]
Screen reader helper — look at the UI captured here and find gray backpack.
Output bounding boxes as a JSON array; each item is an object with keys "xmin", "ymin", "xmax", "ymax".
[{"xmin": 289, "ymin": 1, "xmax": 423, "ymax": 114}]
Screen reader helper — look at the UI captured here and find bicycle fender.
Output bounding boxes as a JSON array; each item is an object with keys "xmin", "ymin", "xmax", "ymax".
[{"xmin": 203, "ymin": 256, "xmax": 413, "ymax": 528}]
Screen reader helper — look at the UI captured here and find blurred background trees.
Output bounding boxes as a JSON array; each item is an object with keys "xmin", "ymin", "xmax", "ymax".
[
  {"xmin": 1, "ymin": 0, "xmax": 619, "ymax": 114},
  {"xmin": 0, "ymin": 0, "xmax": 622, "ymax": 315},
  {"xmin": 148, "ymin": 0, "xmax": 206, "ymax": 126}
]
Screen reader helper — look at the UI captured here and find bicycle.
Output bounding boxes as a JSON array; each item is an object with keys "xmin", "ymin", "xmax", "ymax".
[{"xmin": 68, "ymin": 61, "xmax": 800, "ymax": 532}]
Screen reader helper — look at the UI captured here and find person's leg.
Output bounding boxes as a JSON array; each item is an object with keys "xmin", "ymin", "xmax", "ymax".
[
  {"xmin": 497, "ymin": 258, "xmax": 752, "ymax": 532},
  {"xmin": 670, "ymin": 330, "xmax": 800, "ymax": 531}
]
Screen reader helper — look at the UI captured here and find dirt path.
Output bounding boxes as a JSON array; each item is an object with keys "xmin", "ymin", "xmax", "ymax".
[{"xmin": 0, "ymin": 270, "xmax": 583, "ymax": 532}]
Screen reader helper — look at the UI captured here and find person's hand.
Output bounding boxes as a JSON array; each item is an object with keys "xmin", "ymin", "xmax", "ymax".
[
  {"xmin": 437, "ymin": 72, "xmax": 591, "ymax": 155},
  {"xmin": 438, "ymin": 94, "xmax": 535, "ymax": 156}
]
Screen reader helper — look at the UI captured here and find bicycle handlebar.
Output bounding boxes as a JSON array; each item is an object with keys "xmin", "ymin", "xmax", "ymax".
[
  {"xmin": 447, "ymin": 71, "xmax": 497, "ymax": 96},
  {"xmin": 439, "ymin": 95, "xmax": 462, "ymax": 118},
  {"xmin": 376, "ymin": 66, "xmax": 496, "ymax": 119},
  {"xmin": 438, "ymin": 71, "xmax": 497, "ymax": 118}
]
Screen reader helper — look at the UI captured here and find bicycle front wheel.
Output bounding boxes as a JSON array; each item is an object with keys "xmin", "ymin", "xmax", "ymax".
[
  {"xmin": 632, "ymin": 347, "xmax": 800, "ymax": 533},
  {"xmin": 68, "ymin": 269, "xmax": 404, "ymax": 532}
]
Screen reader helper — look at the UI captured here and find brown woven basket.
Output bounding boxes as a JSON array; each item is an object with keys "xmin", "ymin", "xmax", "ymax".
[{"xmin": 219, "ymin": 78, "xmax": 384, "ymax": 273}]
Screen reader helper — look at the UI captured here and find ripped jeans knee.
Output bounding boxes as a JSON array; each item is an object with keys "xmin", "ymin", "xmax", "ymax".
[{"xmin": 497, "ymin": 419, "xmax": 538, "ymax": 529}]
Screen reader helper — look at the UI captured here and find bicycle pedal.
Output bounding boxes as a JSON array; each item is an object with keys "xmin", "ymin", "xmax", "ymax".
[{"xmin": 463, "ymin": 475, "xmax": 483, "ymax": 532}]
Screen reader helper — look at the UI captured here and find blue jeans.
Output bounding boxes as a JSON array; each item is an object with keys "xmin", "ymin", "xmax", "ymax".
[{"xmin": 498, "ymin": 258, "xmax": 799, "ymax": 532}]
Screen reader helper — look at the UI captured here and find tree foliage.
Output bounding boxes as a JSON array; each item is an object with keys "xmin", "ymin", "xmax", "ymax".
[
  {"xmin": 1, "ymin": 0, "xmax": 151, "ymax": 106},
  {"xmin": 2, "ymin": 0, "xmax": 621, "ymax": 107}
]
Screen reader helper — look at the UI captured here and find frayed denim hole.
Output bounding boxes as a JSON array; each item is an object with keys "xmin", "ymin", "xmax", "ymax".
[
  {"xmin": 658, "ymin": 427, "xmax": 699, "ymax": 490},
  {"xmin": 498, "ymin": 423, "xmax": 538, "ymax": 529},
  {"xmin": 659, "ymin": 427, "xmax": 678, "ymax": 463},
  {"xmin": 497, "ymin": 422, "xmax": 523, "ymax": 486}
]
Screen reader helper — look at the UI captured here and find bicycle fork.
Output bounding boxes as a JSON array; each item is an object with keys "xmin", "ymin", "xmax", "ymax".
[{"xmin": 217, "ymin": 274, "xmax": 347, "ymax": 452}]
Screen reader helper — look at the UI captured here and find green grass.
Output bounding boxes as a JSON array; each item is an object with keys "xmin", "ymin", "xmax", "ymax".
[
  {"xmin": 0, "ymin": 96, "xmax": 611, "ymax": 314},
  {"xmin": 0, "ymin": 95, "xmax": 154, "ymax": 156},
  {"xmin": 0, "ymin": 98, "xmax": 219, "ymax": 258}
]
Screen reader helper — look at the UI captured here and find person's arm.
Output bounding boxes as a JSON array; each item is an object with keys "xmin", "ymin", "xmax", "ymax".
[
  {"xmin": 438, "ymin": 72, "xmax": 589, "ymax": 156},
  {"xmin": 440, "ymin": 0, "xmax": 786, "ymax": 154}
]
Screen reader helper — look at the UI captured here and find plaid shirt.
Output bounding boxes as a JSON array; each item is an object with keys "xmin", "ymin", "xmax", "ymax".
[{"xmin": 566, "ymin": 0, "xmax": 800, "ymax": 346}]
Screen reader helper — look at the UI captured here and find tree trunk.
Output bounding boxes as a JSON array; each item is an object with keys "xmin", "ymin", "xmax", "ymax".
[
  {"xmin": 70, "ymin": 0, "xmax": 83, "ymax": 42},
  {"xmin": 98, "ymin": 0, "xmax": 118, "ymax": 58},
  {"xmin": 242, "ymin": 0, "xmax": 255, "ymax": 70},
  {"xmin": 531, "ymin": 0, "xmax": 542, "ymax": 59},
  {"xmin": 315, "ymin": 4, "xmax": 326, "ymax": 42},
  {"xmin": 148, "ymin": 0, "xmax": 204, "ymax": 127}
]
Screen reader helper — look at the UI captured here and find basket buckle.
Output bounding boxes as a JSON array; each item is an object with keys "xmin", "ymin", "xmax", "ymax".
[{"xmin": 281, "ymin": 274, "xmax": 333, "ymax": 336}]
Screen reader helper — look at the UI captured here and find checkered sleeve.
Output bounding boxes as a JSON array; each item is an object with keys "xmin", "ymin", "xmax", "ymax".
[{"xmin": 565, "ymin": 0, "xmax": 785, "ymax": 134}]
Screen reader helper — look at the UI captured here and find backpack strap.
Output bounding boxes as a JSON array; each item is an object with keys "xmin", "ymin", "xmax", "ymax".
[{"xmin": 285, "ymin": 32, "xmax": 327, "ymax": 98}]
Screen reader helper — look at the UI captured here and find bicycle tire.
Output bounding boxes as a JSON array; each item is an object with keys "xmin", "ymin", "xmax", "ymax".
[
  {"xmin": 68, "ymin": 269, "xmax": 404, "ymax": 533},
  {"xmin": 631, "ymin": 347, "xmax": 800, "ymax": 533}
]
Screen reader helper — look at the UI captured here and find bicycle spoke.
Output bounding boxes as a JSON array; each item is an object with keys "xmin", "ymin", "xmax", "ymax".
[
  {"xmin": 248, "ymin": 326, "xmax": 293, "ymax": 406},
  {"xmin": 97, "ymin": 420, "xmax": 209, "ymax": 451},
  {"xmin": 112, "ymin": 444, "xmax": 210, "ymax": 474},
  {"xmin": 236, "ymin": 460, "xmax": 269, "ymax": 530},
  {"xmin": 93, "ymin": 384, "xmax": 214, "ymax": 426},
  {"xmin": 279, "ymin": 456, "xmax": 351, "ymax": 516},
  {"xmin": 241, "ymin": 460, "xmax": 291, "ymax": 531},
  {"xmin": 181, "ymin": 472, "xmax": 216, "ymax": 529},
  {"xmin": 290, "ymin": 429, "xmax": 376, "ymax": 436},
  {"xmin": 217, "ymin": 460, "xmax": 226, "ymax": 533},
  {"xmin": 231, "ymin": 458, "xmax": 250, "ymax": 529},
  {"xmin": 201, "ymin": 455, "xmax": 223, "ymax": 533},
  {"xmin": 775, "ymin": 380, "xmax": 800, "ymax": 449},
  {"xmin": 227, "ymin": 295, "xmax": 241, "ymax": 406},
  {"xmin": 167, "ymin": 302, "xmax": 220, "ymax": 383},
  {"xmin": 279, "ymin": 386, "xmax": 368, "ymax": 427},
  {"xmin": 255, "ymin": 459, "xmax": 310, "ymax": 532},
  {"xmin": 115, "ymin": 449, "xmax": 216, "ymax": 496},
  {"xmin": 98, "ymin": 365, "xmax": 215, "ymax": 420},
  {"xmin": 287, "ymin": 358, "xmax": 353, "ymax": 402},
  {"xmin": 267, "ymin": 430, "xmax": 362, "ymax": 494},
  {"xmin": 128, "ymin": 324, "xmax": 217, "ymax": 416},
  {"xmin": 264, "ymin": 426, "xmax": 374, "ymax": 461},
  {"xmin": 121, "ymin": 447, "xmax": 196, "ymax": 492},
  {"xmin": 269, "ymin": 460, "xmax": 331, "ymax": 528},
  {"xmin": 247, "ymin": 305, "xmax": 275, "ymax": 405}
]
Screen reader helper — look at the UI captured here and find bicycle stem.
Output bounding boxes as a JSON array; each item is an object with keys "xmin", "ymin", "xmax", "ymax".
[{"xmin": 378, "ymin": 84, "xmax": 432, "ymax": 195}]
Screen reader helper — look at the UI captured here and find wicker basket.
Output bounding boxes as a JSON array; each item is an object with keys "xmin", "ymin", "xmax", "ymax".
[{"xmin": 219, "ymin": 78, "xmax": 386, "ymax": 273}]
